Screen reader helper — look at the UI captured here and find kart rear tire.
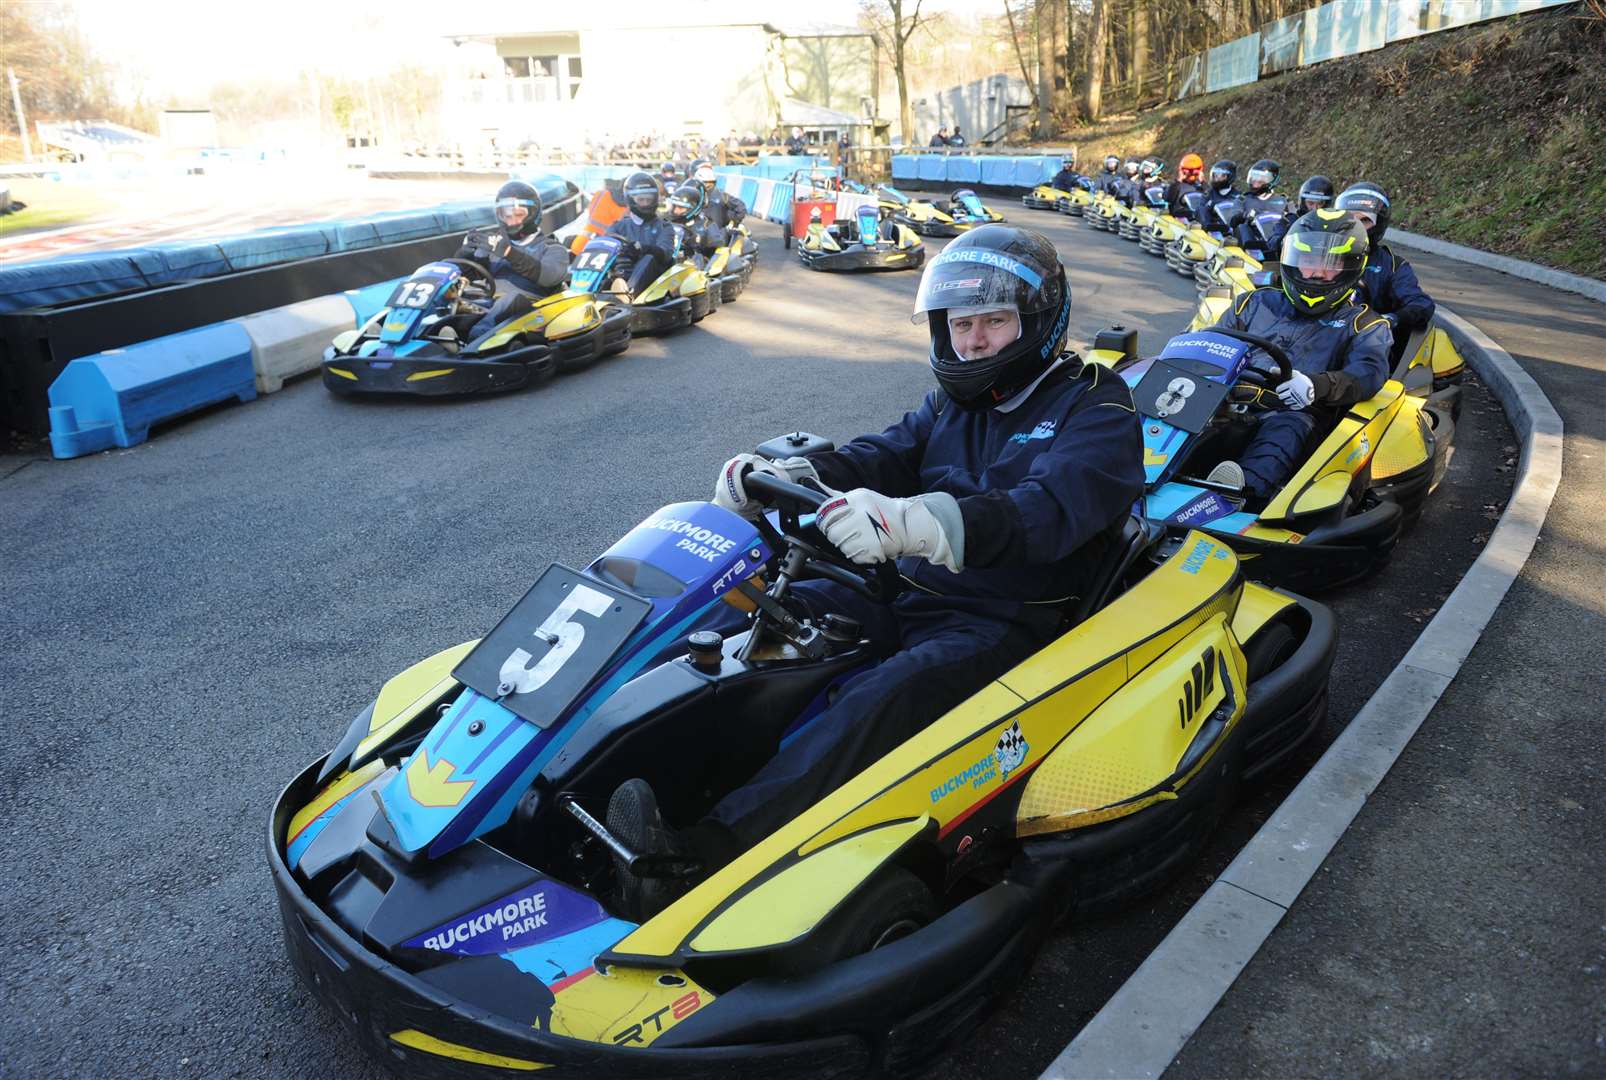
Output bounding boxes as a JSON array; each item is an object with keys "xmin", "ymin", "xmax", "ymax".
[
  {"xmin": 1243, "ymin": 619, "xmax": 1299, "ymax": 684},
  {"xmin": 777, "ymin": 867, "xmax": 935, "ymax": 977}
]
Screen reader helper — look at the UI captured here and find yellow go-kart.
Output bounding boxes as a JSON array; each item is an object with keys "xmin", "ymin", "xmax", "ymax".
[
  {"xmin": 271, "ymin": 453, "xmax": 1335, "ymax": 1079},
  {"xmin": 570, "ymin": 233, "xmax": 712, "ymax": 335}
]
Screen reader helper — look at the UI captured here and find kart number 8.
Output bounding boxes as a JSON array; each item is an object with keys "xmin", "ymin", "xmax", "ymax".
[{"xmin": 497, "ymin": 584, "xmax": 613, "ymax": 696}]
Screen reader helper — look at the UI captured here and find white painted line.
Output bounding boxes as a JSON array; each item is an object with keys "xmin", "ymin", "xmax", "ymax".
[
  {"xmin": 1041, "ymin": 305, "xmax": 1564, "ymax": 1080},
  {"xmin": 1389, "ymin": 228, "xmax": 1605, "ymax": 306}
]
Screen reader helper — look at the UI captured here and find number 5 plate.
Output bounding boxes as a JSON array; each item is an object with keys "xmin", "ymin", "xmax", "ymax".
[{"xmin": 453, "ymin": 565, "xmax": 652, "ymax": 730}]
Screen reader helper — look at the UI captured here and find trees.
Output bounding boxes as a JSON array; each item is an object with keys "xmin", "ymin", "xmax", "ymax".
[
  {"xmin": 0, "ymin": 2, "xmax": 129, "ymax": 132},
  {"xmin": 860, "ymin": 0, "xmax": 932, "ymax": 144}
]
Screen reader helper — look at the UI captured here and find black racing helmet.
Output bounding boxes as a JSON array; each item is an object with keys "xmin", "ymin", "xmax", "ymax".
[
  {"xmin": 1123, "ymin": 160, "xmax": 1140, "ymax": 178},
  {"xmin": 1246, "ymin": 158, "xmax": 1280, "ymax": 194},
  {"xmin": 659, "ymin": 160, "xmax": 680, "ymax": 183},
  {"xmin": 1279, "ymin": 209, "xmax": 1370, "ymax": 317},
  {"xmin": 1297, "ymin": 175, "xmax": 1336, "ymax": 213},
  {"xmin": 1210, "ymin": 159, "xmax": 1238, "ymax": 191},
  {"xmin": 667, "ymin": 180, "xmax": 705, "ymax": 222},
  {"xmin": 913, "ymin": 224, "xmax": 1071, "ymax": 409},
  {"xmin": 623, "ymin": 171, "xmax": 663, "ymax": 219},
  {"xmin": 494, "ymin": 179, "xmax": 542, "ymax": 241},
  {"xmin": 1334, "ymin": 181, "xmax": 1392, "ymax": 246},
  {"xmin": 1103, "ymin": 154, "xmax": 1120, "ymax": 173}
]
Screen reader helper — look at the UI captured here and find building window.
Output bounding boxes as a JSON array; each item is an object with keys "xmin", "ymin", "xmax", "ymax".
[{"xmin": 503, "ymin": 56, "xmax": 530, "ymax": 78}]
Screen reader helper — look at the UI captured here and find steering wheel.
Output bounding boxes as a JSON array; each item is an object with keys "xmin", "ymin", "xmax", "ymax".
[
  {"xmin": 1206, "ymin": 327, "xmax": 1294, "ymax": 402},
  {"xmin": 743, "ymin": 472, "xmax": 902, "ymax": 604},
  {"xmin": 441, "ymin": 257, "xmax": 497, "ymax": 300}
]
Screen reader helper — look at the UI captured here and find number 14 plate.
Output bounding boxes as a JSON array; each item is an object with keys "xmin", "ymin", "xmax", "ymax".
[{"xmin": 452, "ymin": 565, "xmax": 652, "ymax": 730}]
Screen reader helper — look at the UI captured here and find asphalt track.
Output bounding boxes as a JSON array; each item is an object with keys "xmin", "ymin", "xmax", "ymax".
[{"xmin": 0, "ymin": 204, "xmax": 1508, "ymax": 1080}]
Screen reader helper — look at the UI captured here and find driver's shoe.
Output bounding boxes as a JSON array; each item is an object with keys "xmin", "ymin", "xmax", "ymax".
[
  {"xmin": 606, "ymin": 779, "xmax": 691, "ymax": 922},
  {"xmin": 1205, "ymin": 461, "xmax": 1245, "ymax": 491}
]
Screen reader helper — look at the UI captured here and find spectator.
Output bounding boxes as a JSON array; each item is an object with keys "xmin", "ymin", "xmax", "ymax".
[
  {"xmin": 784, "ymin": 126, "xmax": 808, "ymax": 155},
  {"xmin": 948, "ymin": 125, "xmax": 967, "ymax": 148},
  {"xmin": 929, "ymin": 127, "xmax": 949, "ymax": 147}
]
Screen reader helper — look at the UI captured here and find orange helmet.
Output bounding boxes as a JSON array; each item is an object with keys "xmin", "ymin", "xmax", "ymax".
[{"xmin": 1180, "ymin": 153, "xmax": 1204, "ymax": 182}]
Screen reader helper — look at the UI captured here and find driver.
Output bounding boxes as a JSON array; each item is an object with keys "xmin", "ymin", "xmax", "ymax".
[
  {"xmin": 606, "ymin": 225, "xmax": 1145, "ymax": 919},
  {"xmin": 1200, "ymin": 159, "xmax": 1240, "ymax": 228},
  {"xmin": 1203, "ymin": 210, "xmax": 1392, "ymax": 500},
  {"xmin": 693, "ymin": 162, "xmax": 747, "ymax": 244},
  {"xmin": 1335, "ymin": 181, "xmax": 1436, "ymax": 353},
  {"xmin": 454, "ymin": 180, "xmax": 570, "ymax": 339},
  {"xmin": 1232, "ymin": 159, "xmax": 1281, "ymax": 249},
  {"xmin": 665, "ymin": 181, "xmax": 711, "ymax": 260},
  {"xmin": 1264, "ymin": 174, "xmax": 1335, "ymax": 253},
  {"xmin": 1165, "ymin": 153, "xmax": 1206, "ymax": 218},
  {"xmin": 1049, "ymin": 154, "xmax": 1080, "ymax": 192},
  {"xmin": 1117, "ymin": 160, "xmax": 1142, "ymax": 207},
  {"xmin": 1093, "ymin": 154, "xmax": 1122, "ymax": 195},
  {"xmin": 605, "ymin": 171, "xmax": 679, "ymax": 293}
]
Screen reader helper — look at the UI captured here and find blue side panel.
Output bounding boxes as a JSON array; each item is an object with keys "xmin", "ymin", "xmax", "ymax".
[
  {"xmin": 47, "ymin": 322, "xmax": 257, "ymax": 458},
  {"xmin": 769, "ymin": 183, "xmax": 793, "ymax": 223},
  {"xmin": 0, "ymin": 252, "xmax": 159, "ymax": 313},
  {"xmin": 344, "ymin": 279, "xmax": 402, "ymax": 326},
  {"xmin": 145, "ymin": 240, "xmax": 233, "ymax": 279},
  {"xmin": 739, "ymin": 178, "xmax": 760, "ymax": 208},
  {"xmin": 947, "ymin": 157, "xmax": 981, "ymax": 183},
  {"xmin": 1011, "ymin": 157, "xmax": 1054, "ymax": 188},
  {"xmin": 368, "ymin": 211, "xmax": 446, "ymax": 244},
  {"xmin": 216, "ymin": 226, "xmax": 331, "ymax": 271},
  {"xmin": 891, "ymin": 155, "xmax": 918, "ymax": 180},
  {"xmin": 917, "ymin": 156, "xmax": 946, "ymax": 182}
]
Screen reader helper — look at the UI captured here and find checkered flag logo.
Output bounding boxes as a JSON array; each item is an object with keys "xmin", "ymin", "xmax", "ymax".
[{"xmin": 995, "ymin": 720, "xmax": 1029, "ymax": 780}]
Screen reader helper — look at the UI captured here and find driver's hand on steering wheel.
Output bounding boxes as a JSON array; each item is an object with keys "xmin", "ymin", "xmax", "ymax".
[
  {"xmin": 817, "ymin": 489, "xmax": 964, "ymax": 573},
  {"xmin": 1276, "ymin": 370, "xmax": 1316, "ymax": 410},
  {"xmin": 713, "ymin": 453, "xmax": 825, "ymax": 519}
]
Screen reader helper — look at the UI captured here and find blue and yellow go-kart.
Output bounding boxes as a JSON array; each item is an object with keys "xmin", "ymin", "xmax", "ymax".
[
  {"xmin": 798, "ymin": 203, "xmax": 925, "ymax": 272},
  {"xmin": 1092, "ymin": 326, "xmax": 1459, "ymax": 591},
  {"xmin": 322, "ymin": 256, "xmax": 630, "ymax": 396},
  {"xmin": 569, "ymin": 233, "xmax": 712, "ymax": 336},
  {"xmin": 876, "ymin": 185, "xmax": 1004, "ymax": 238},
  {"xmin": 271, "ymin": 437, "xmax": 1335, "ymax": 1079}
]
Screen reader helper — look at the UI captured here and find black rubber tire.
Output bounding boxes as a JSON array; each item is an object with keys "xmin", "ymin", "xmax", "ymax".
[{"xmin": 1243, "ymin": 618, "xmax": 1300, "ymax": 684}]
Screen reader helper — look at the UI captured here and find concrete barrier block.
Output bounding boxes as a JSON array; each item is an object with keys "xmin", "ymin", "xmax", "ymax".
[
  {"xmin": 343, "ymin": 279, "xmax": 403, "ymax": 327},
  {"xmin": 47, "ymin": 323, "xmax": 257, "ymax": 459},
  {"xmin": 237, "ymin": 294, "xmax": 356, "ymax": 393}
]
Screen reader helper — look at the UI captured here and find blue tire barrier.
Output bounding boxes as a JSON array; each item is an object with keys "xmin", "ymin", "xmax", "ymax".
[
  {"xmin": 979, "ymin": 157, "xmax": 1017, "ymax": 186},
  {"xmin": 917, "ymin": 156, "xmax": 947, "ymax": 182},
  {"xmin": 892, "ymin": 155, "xmax": 918, "ymax": 180},
  {"xmin": 47, "ymin": 322, "xmax": 257, "ymax": 458},
  {"xmin": 947, "ymin": 157, "xmax": 982, "ymax": 183},
  {"xmin": 237, "ymin": 295, "xmax": 356, "ymax": 394},
  {"xmin": 343, "ymin": 279, "xmax": 402, "ymax": 328}
]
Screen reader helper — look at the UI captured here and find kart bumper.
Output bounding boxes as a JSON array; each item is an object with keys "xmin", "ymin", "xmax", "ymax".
[
  {"xmin": 798, "ymin": 246, "xmax": 925, "ymax": 272},
  {"xmin": 322, "ymin": 345, "xmax": 552, "ymax": 396},
  {"xmin": 1059, "ymin": 200, "xmax": 1084, "ymax": 216},
  {"xmin": 1021, "ymin": 194, "xmax": 1057, "ymax": 210},
  {"xmin": 552, "ymin": 306, "xmax": 632, "ymax": 371},
  {"xmin": 901, "ymin": 217, "xmax": 959, "ymax": 238},
  {"xmin": 1195, "ymin": 498, "xmax": 1404, "ymax": 593},
  {"xmin": 628, "ymin": 296, "xmax": 694, "ymax": 336},
  {"xmin": 270, "ymin": 756, "xmax": 1065, "ymax": 1078}
]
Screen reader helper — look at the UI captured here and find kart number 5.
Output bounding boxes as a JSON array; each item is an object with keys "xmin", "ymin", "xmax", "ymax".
[{"xmin": 497, "ymin": 584, "xmax": 612, "ymax": 695}]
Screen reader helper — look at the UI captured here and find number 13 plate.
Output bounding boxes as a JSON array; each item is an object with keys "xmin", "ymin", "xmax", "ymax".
[{"xmin": 452, "ymin": 565, "xmax": 652, "ymax": 730}]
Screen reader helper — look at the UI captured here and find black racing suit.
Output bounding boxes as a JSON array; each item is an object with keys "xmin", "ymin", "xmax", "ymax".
[
  {"xmin": 1164, "ymin": 180, "xmax": 1203, "ymax": 219},
  {"xmin": 700, "ymin": 188, "xmax": 748, "ymax": 249},
  {"xmin": 605, "ymin": 211, "xmax": 679, "ymax": 293}
]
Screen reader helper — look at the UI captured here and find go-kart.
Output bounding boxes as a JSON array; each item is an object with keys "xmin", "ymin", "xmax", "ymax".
[
  {"xmin": 700, "ymin": 221, "xmax": 758, "ymax": 302},
  {"xmin": 569, "ymin": 232, "xmax": 712, "ymax": 336},
  {"xmin": 1021, "ymin": 177, "xmax": 1081, "ymax": 212},
  {"xmin": 1057, "ymin": 178, "xmax": 1095, "ymax": 216},
  {"xmin": 1191, "ymin": 198, "xmax": 1285, "ymax": 292},
  {"xmin": 1165, "ymin": 197, "xmax": 1241, "ymax": 278},
  {"xmin": 1139, "ymin": 191, "xmax": 1198, "ymax": 258},
  {"xmin": 322, "ymin": 252, "xmax": 630, "ymax": 397},
  {"xmin": 797, "ymin": 203, "xmax": 925, "ymax": 272},
  {"xmin": 271, "ymin": 444, "xmax": 1336, "ymax": 1079},
  {"xmin": 1118, "ymin": 185, "xmax": 1169, "ymax": 242},
  {"xmin": 1095, "ymin": 325, "xmax": 1460, "ymax": 591},
  {"xmin": 1083, "ymin": 189, "xmax": 1132, "ymax": 233},
  {"xmin": 875, "ymin": 185, "xmax": 1001, "ymax": 237}
]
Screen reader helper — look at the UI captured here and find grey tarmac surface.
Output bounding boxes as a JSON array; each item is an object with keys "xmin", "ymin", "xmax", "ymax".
[
  {"xmin": 1167, "ymin": 251, "xmax": 1605, "ymax": 1080},
  {"xmin": 0, "ymin": 207, "xmax": 1505, "ymax": 1080}
]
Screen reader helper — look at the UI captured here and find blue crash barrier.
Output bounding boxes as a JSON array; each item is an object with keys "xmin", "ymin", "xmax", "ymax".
[
  {"xmin": 215, "ymin": 227, "xmax": 332, "ymax": 272},
  {"xmin": 738, "ymin": 178, "xmax": 760, "ymax": 209},
  {"xmin": 917, "ymin": 156, "xmax": 947, "ymax": 182},
  {"xmin": 891, "ymin": 155, "xmax": 918, "ymax": 180},
  {"xmin": 47, "ymin": 322, "xmax": 256, "ymax": 458},
  {"xmin": 980, "ymin": 157, "xmax": 1017, "ymax": 186},
  {"xmin": 1011, "ymin": 157, "xmax": 1055, "ymax": 188},
  {"xmin": 946, "ymin": 157, "xmax": 981, "ymax": 183},
  {"xmin": 768, "ymin": 183, "xmax": 794, "ymax": 224}
]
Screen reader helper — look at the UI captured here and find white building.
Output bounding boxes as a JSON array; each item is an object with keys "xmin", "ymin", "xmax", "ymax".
[{"xmin": 439, "ymin": 18, "xmax": 875, "ymax": 151}]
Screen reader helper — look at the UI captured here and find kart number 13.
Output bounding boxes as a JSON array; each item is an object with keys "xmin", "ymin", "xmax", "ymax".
[
  {"xmin": 394, "ymin": 281, "xmax": 436, "ymax": 308},
  {"xmin": 496, "ymin": 584, "xmax": 613, "ymax": 696}
]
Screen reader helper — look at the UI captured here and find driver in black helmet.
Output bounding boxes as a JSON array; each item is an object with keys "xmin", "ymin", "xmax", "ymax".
[
  {"xmin": 1203, "ymin": 210, "xmax": 1392, "ymax": 501},
  {"xmin": 1336, "ymin": 181, "xmax": 1436, "ymax": 355},
  {"xmin": 1049, "ymin": 154, "xmax": 1080, "ymax": 192},
  {"xmin": 1231, "ymin": 159, "xmax": 1281, "ymax": 249},
  {"xmin": 605, "ymin": 225, "xmax": 1145, "ymax": 920},
  {"xmin": 665, "ymin": 180, "xmax": 712, "ymax": 260},
  {"xmin": 1264, "ymin": 174, "xmax": 1336, "ymax": 253},
  {"xmin": 1093, "ymin": 153, "xmax": 1122, "ymax": 195},
  {"xmin": 606, "ymin": 171, "xmax": 679, "ymax": 292},
  {"xmin": 454, "ymin": 180, "xmax": 571, "ymax": 338},
  {"xmin": 1200, "ymin": 159, "xmax": 1239, "ymax": 231}
]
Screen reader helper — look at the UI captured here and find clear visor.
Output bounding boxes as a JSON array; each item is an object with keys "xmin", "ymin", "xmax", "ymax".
[
  {"xmin": 913, "ymin": 247, "xmax": 1047, "ymax": 318},
  {"xmin": 627, "ymin": 188, "xmax": 658, "ymax": 212},
  {"xmin": 1350, "ymin": 209, "xmax": 1378, "ymax": 229},
  {"xmin": 1210, "ymin": 169, "xmax": 1232, "ymax": 185},
  {"xmin": 1281, "ymin": 230, "xmax": 1364, "ymax": 282},
  {"xmin": 1247, "ymin": 168, "xmax": 1274, "ymax": 187},
  {"xmin": 694, "ymin": 167, "xmax": 715, "ymax": 183},
  {"xmin": 496, "ymin": 197, "xmax": 535, "ymax": 225}
]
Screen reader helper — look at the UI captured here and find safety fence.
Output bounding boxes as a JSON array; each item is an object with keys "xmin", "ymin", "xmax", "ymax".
[
  {"xmin": 891, "ymin": 155, "xmax": 1061, "ymax": 191},
  {"xmin": 1171, "ymin": 0, "xmax": 1576, "ymax": 100}
]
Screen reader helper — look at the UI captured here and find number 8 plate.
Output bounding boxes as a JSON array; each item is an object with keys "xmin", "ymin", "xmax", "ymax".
[{"xmin": 452, "ymin": 565, "xmax": 653, "ymax": 730}]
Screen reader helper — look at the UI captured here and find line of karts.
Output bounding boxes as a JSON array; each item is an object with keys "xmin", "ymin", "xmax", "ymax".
[
  {"xmin": 793, "ymin": 168, "xmax": 1006, "ymax": 272},
  {"xmin": 269, "ymin": 166, "xmax": 1475, "ymax": 1079},
  {"xmin": 321, "ymin": 184, "xmax": 759, "ymax": 398}
]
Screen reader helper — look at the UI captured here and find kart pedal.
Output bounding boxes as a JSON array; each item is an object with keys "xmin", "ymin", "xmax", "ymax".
[{"xmin": 560, "ymin": 795, "xmax": 701, "ymax": 878}]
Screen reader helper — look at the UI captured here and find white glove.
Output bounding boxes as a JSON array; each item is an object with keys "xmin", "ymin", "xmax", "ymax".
[
  {"xmin": 1276, "ymin": 370, "xmax": 1316, "ymax": 410},
  {"xmin": 713, "ymin": 453, "xmax": 822, "ymax": 519},
  {"xmin": 817, "ymin": 489, "xmax": 964, "ymax": 573}
]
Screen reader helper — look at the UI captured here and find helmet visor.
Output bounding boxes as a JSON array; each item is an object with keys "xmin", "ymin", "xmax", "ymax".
[
  {"xmin": 913, "ymin": 246, "xmax": 1050, "ymax": 318},
  {"xmin": 1246, "ymin": 167, "xmax": 1274, "ymax": 189},
  {"xmin": 1210, "ymin": 167, "xmax": 1232, "ymax": 186},
  {"xmin": 1281, "ymin": 228, "xmax": 1365, "ymax": 286},
  {"xmin": 496, "ymin": 197, "xmax": 535, "ymax": 227}
]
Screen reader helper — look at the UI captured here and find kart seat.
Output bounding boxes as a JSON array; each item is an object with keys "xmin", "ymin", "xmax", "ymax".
[{"xmin": 1063, "ymin": 515, "xmax": 1150, "ymax": 627}]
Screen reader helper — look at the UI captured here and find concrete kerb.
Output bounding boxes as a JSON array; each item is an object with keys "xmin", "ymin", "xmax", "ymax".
[
  {"xmin": 1389, "ymin": 228, "xmax": 1606, "ymax": 306},
  {"xmin": 1041, "ymin": 304, "xmax": 1564, "ymax": 1080}
]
